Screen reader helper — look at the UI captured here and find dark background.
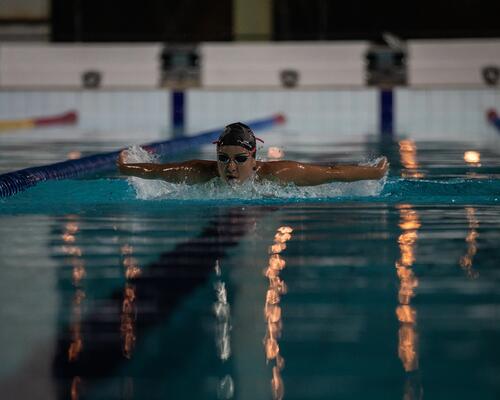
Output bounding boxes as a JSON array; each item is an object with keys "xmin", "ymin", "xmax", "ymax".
[
  {"xmin": 51, "ymin": 0, "xmax": 233, "ymax": 42},
  {"xmin": 51, "ymin": 0, "xmax": 500, "ymax": 42},
  {"xmin": 274, "ymin": 0, "xmax": 500, "ymax": 41}
]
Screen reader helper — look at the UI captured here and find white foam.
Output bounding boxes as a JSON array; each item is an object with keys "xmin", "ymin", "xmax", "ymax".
[
  {"xmin": 124, "ymin": 145, "xmax": 387, "ymax": 201},
  {"xmin": 124, "ymin": 145, "xmax": 179, "ymax": 200},
  {"xmin": 360, "ymin": 156, "xmax": 386, "ymax": 167}
]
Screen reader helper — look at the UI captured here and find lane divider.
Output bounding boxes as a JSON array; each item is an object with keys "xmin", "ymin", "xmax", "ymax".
[
  {"xmin": 0, "ymin": 110, "xmax": 77, "ymax": 133},
  {"xmin": 486, "ymin": 108, "xmax": 500, "ymax": 132},
  {"xmin": 0, "ymin": 113, "xmax": 285, "ymax": 198}
]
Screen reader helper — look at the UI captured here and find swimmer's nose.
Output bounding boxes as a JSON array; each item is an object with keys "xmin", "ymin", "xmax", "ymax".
[{"xmin": 226, "ymin": 160, "xmax": 237, "ymax": 171}]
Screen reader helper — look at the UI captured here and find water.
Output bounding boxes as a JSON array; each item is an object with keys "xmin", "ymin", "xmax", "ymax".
[{"xmin": 0, "ymin": 130, "xmax": 500, "ymax": 399}]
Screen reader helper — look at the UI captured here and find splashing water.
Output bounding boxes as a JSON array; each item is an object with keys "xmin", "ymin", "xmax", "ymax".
[
  {"xmin": 124, "ymin": 146, "xmax": 387, "ymax": 201},
  {"xmin": 124, "ymin": 145, "xmax": 180, "ymax": 200}
]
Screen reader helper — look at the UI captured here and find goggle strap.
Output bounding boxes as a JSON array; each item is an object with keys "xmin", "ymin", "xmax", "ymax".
[{"xmin": 213, "ymin": 137, "xmax": 264, "ymax": 147}]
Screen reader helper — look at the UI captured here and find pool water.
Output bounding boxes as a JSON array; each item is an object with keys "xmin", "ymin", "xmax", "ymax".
[{"xmin": 0, "ymin": 130, "xmax": 499, "ymax": 399}]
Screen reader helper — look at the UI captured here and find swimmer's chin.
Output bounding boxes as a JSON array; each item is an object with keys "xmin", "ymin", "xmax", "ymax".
[
  {"xmin": 224, "ymin": 175, "xmax": 241, "ymax": 185},
  {"xmin": 221, "ymin": 176, "xmax": 256, "ymax": 187}
]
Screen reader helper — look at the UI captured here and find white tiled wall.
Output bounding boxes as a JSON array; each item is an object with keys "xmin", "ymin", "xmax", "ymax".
[
  {"xmin": 395, "ymin": 89, "xmax": 500, "ymax": 140},
  {"xmin": 2, "ymin": 40, "xmax": 500, "ymax": 89},
  {"xmin": 0, "ymin": 44, "xmax": 162, "ymax": 88},
  {"xmin": 187, "ymin": 89, "xmax": 379, "ymax": 140},
  {"xmin": 408, "ymin": 39, "xmax": 500, "ymax": 86},
  {"xmin": 0, "ymin": 90, "xmax": 170, "ymax": 132},
  {"xmin": 201, "ymin": 42, "xmax": 369, "ymax": 87},
  {"xmin": 1, "ymin": 88, "xmax": 499, "ymax": 142}
]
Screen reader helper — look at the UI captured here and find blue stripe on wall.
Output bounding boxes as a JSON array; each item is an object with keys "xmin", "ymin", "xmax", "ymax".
[
  {"xmin": 172, "ymin": 90, "xmax": 185, "ymax": 135},
  {"xmin": 380, "ymin": 89, "xmax": 394, "ymax": 137}
]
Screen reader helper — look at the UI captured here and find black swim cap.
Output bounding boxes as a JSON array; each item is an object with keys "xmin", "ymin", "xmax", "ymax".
[{"xmin": 213, "ymin": 122, "xmax": 263, "ymax": 152}]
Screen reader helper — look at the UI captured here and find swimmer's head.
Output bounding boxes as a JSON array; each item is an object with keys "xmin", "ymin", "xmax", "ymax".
[
  {"xmin": 214, "ymin": 122, "xmax": 263, "ymax": 184},
  {"xmin": 213, "ymin": 122, "xmax": 263, "ymax": 157}
]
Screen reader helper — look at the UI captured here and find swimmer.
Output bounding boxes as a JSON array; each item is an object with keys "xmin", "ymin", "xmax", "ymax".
[{"xmin": 117, "ymin": 122, "xmax": 389, "ymax": 186}]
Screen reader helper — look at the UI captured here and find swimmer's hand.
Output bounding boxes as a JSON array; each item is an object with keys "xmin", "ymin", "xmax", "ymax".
[
  {"xmin": 374, "ymin": 157, "xmax": 389, "ymax": 178},
  {"xmin": 117, "ymin": 149, "xmax": 162, "ymax": 179},
  {"xmin": 117, "ymin": 149, "xmax": 128, "ymax": 167}
]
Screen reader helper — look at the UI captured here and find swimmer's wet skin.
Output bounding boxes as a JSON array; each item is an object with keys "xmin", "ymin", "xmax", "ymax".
[{"xmin": 117, "ymin": 122, "xmax": 389, "ymax": 186}]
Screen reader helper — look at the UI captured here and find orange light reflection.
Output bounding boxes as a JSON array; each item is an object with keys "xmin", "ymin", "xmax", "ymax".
[
  {"xmin": 399, "ymin": 140, "xmax": 424, "ymax": 178},
  {"xmin": 120, "ymin": 245, "xmax": 140, "ymax": 359},
  {"xmin": 68, "ymin": 151, "xmax": 82, "ymax": 160},
  {"xmin": 62, "ymin": 218, "xmax": 86, "ymax": 364},
  {"xmin": 71, "ymin": 376, "xmax": 82, "ymax": 400},
  {"xmin": 264, "ymin": 226, "xmax": 293, "ymax": 400},
  {"xmin": 271, "ymin": 365, "xmax": 285, "ymax": 400},
  {"xmin": 395, "ymin": 205, "xmax": 420, "ymax": 373},
  {"xmin": 121, "ymin": 284, "xmax": 137, "ymax": 359},
  {"xmin": 459, "ymin": 207, "xmax": 480, "ymax": 279},
  {"xmin": 268, "ymin": 147, "xmax": 285, "ymax": 159},
  {"xmin": 68, "ymin": 289, "xmax": 85, "ymax": 362},
  {"xmin": 464, "ymin": 151, "xmax": 481, "ymax": 167}
]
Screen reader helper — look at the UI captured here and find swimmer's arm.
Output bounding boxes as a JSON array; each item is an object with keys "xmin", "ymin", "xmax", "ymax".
[
  {"xmin": 117, "ymin": 151, "xmax": 218, "ymax": 184},
  {"xmin": 258, "ymin": 157, "xmax": 388, "ymax": 186}
]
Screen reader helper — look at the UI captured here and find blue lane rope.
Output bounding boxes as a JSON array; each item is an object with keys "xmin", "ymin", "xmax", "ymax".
[
  {"xmin": 0, "ymin": 114, "xmax": 285, "ymax": 198},
  {"xmin": 487, "ymin": 109, "xmax": 500, "ymax": 132}
]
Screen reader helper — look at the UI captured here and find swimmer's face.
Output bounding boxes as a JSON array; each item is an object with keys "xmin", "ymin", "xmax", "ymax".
[{"xmin": 217, "ymin": 145, "xmax": 256, "ymax": 184}]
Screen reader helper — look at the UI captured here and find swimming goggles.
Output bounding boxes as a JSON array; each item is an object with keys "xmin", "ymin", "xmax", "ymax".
[{"xmin": 217, "ymin": 154, "xmax": 250, "ymax": 164}]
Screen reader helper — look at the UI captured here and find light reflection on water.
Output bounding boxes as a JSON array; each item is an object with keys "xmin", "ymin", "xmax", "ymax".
[
  {"xmin": 399, "ymin": 140, "xmax": 424, "ymax": 179},
  {"xmin": 120, "ymin": 244, "xmax": 140, "ymax": 362},
  {"xmin": 459, "ymin": 207, "xmax": 480, "ymax": 279},
  {"xmin": 61, "ymin": 215, "xmax": 85, "ymax": 400},
  {"xmin": 1, "ymin": 133, "xmax": 500, "ymax": 399},
  {"xmin": 395, "ymin": 205, "xmax": 423, "ymax": 400},
  {"xmin": 264, "ymin": 226, "xmax": 293, "ymax": 400},
  {"xmin": 0, "ymin": 204, "xmax": 498, "ymax": 399},
  {"xmin": 213, "ymin": 260, "xmax": 234, "ymax": 399}
]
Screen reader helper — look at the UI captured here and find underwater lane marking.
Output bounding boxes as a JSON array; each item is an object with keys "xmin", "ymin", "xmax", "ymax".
[{"xmin": 51, "ymin": 206, "xmax": 278, "ymax": 398}]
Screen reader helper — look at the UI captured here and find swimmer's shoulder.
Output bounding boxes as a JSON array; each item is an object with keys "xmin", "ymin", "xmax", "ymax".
[
  {"xmin": 187, "ymin": 159, "xmax": 218, "ymax": 180},
  {"xmin": 159, "ymin": 159, "xmax": 217, "ymax": 183},
  {"xmin": 182, "ymin": 159, "xmax": 217, "ymax": 168},
  {"xmin": 255, "ymin": 160, "xmax": 299, "ymax": 181}
]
